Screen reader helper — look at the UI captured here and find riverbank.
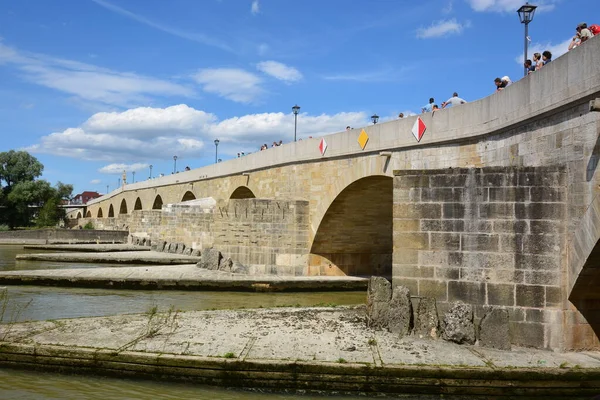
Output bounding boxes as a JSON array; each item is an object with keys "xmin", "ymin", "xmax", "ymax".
[
  {"xmin": 15, "ymin": 250, "xmax": 199, "ymax": 264},
  {"xmin": 23, "ymin": 244, "xmax": 151, "ymax": 252},
  {"xmin": 0, "ymin": 229, "xmax": 128, "ymax": 245},
  {"xmin": 0, "ymin": 264, "xmax": 368, "ymax": 291},
  {"xmin": 0, "ymin": 306, "xmax": 599, "ymax": 398}
]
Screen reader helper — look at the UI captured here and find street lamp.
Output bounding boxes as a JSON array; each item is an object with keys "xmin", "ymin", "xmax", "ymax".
[
  {"xmin": 292, "ymin": 104, "xmax": 301, "ymax": 142},
  {"xmin": 517, "ymin": 2, "xmax": 537, "ymax": 77},
  {"xmin": 173, "ymin": 155, "xmax": 178, "ymax": 174},
  {"xmin": 149, "ymin": 165, "xmax": 153, "ymax": 179},
  {"xmin": 106, "ymin": 185, "xmax": 109, "ymax": 194},
  {"xmin": 371, "ymin": 114, "xmax": 379, "ymax": 125},
  {"xmin": 132, "ymin": 171, "xmax": 135, "ymax": 183},
  {"xmin": 214, "ymin": 139, "xmax": 220, "ymax": 164}
]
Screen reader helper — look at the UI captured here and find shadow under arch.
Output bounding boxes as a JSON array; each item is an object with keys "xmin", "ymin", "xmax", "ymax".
[
  {"xmin": 97, "ymin": 208, "xmax": 103, "ymax": 218},
  {"xmin": 230, "ymin": 186, "xmax": 256, "ymax": 199},
  {"xmin": 108, "ymin": 205, "xmax": 114, "ymax": 218},
  {"xmin": 76, "ymin": 212, "xmax": 82, "ymax": 219},
  {"xmin": 568, "ymin": 195, "xmax": 600, "ymax": 349},
  {"xmin": 310, "ymin": 175, "xmax": 393, "ymax": 277},
  {"xmin": 134, "ymin": 197, "xmax": 142, "ymax": 211},
  {"xmin": 119, "ymin": 199, "xmax": 128, "ymax": 215},
  {"xmin": 85, "ymin": 210, "xmax": 91, "ymax": 218},
  {"xmin": 152, "ymin": 195, "xmax": 163, "ymax": 210},
  {"xmin": 182, "ymin": 191, "xmax": 196, "ymax": 202}
]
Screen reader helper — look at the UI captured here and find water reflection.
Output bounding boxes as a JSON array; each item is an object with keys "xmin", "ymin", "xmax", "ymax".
[{"xmin": 0, "ymin": 369, "xmax": 371, "ymax": 400}]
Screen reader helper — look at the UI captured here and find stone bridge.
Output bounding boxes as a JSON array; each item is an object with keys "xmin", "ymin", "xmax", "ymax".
[{"xmin": 77, "ymin": 38, "xmax": 600, "ymax": 350}]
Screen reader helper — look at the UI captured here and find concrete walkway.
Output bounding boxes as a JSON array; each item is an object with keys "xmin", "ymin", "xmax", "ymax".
[
  {"xmin": 23, "ymin": 244, "xmax": 151, "ymax": 252},
  {"xmin": 0, "ymin": 264, "xmax": 369, "ymax": 291},
  {"xmin": 15, "ymin": 250, "xmax": 199, "ymax": 265},
  {"xmin": 0, "ymin": 307, "xmax": 599, "ymax": 398}
]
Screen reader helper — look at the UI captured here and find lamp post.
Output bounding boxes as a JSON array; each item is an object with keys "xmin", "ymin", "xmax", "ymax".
[
  {"xmin": 132, "ymin": 171, "xmax": 135, "ymax": 183},
  {"xmin": 292, "ymin": 104, "xmax": 301, "ymax": 142},
  {"xmin": 106, "ymin": 185, "xmax": 109, "ymax": 194},
  {"xmin": 173, "ymin": 155, "xmax": 178, "ymax": 174},
  {"xmin": 214, "ymin": 139, "xmax": 220, "ymax": 164},
  {"xmin": 517, "ymin": 2, "xmax": 537, "ymax": 77},
  {"xmin": 149, "ymin": 165, "xmax": 153, "ymax": 179},
  {"xmin": 371, "ymin": 114, "xmax": 379, "ymax": 125}
]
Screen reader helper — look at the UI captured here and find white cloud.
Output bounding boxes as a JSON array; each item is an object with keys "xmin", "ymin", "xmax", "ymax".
[
  {"xmin": 192, "ymin": 68, "xmax": 264, "ymax": 103},
  {"xmin": 91, "ymin": 0, "xmax": 233, "ymax": 52},
  {"xmin": 99, "ymin": 163, "xmax": 150, "ymax": 174},
  {"xmin": 256, "ymin": 61, "xmax": 302, "ymax": 83},
  {"xmin": 83, "ymin": 104, "xmax": 216, "ymax": 137},
  {"xmin": 513, "ymin": 37, "xmax": 571, "ymax": 64},
  {"xmin": 27, "ymin": 104, "xmax": 370, "ymax": 161},
  {"xmin": 466, "ymin": 0, "xmax": 556, "ymax": 13},
  {"xmin": 90, "ymin": 179, "xmax": 101, "ymax": 184},
  {"xmin": 416, "ymin": 19, "xmax": 470, "ymax": 39},
  {"xmin": 251, "ymin": 0, "xmax": 260, "ymax": 15},
  {"xmin": 0, "ymin": 40, "xmax": 194, "ymax": 107}
]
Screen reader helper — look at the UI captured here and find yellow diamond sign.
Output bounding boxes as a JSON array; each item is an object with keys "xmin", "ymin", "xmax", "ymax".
[{"xmin": 358, "ymin": 129, "xmax": 369, "ymax": 150}]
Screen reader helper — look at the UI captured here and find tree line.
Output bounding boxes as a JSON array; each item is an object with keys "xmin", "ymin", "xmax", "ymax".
[{"xmin": 0, "ymin": 150, "xmax": 73, "ymax": 229}]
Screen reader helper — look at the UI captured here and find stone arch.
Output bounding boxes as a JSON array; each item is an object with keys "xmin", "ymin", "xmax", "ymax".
[
  {"xmin": 134, "ymin": 197, "xmax": 143, "ymax": 211},
  {"xmin": 181, "ymin": 191, "xmax": 196, "ymax": 202},
  {"xmin": 152, "ymin": 195, "xmax": 163, "ymax": 210},
  {"xmin": 310, "ymin": 157, "xmax": 390, "ymax": 238},
  {"xmin": 76, "ymin": 212, "xmax": 82, "ymax": 219},
  {"xmin": 85, "ymin": 210, "xmax": 91, "ymax": 218},
  {"xmin": 568, "ymin": 195, "xmax": 600, "ymax": 349},
  {"xmin": 97, "ymin": 208, "xmax": 103, "ymax": 218},
  {"xmin": 119, "ymin": 199, "xmax": 128, "ymax": 214},
  {"xmin": 310, "ymin": 175, "xmax": 393, "ymax": 277},
  {"xmin": 230, "ymin": 186, "xmax": 256, "ymax": 199},
  {"xmin": 108, "ymin": 204, "xmax": 114, "ymax": 218}
]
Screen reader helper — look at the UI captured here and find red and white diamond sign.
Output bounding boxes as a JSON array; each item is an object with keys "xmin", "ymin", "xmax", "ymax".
[
  {"xmin": 319, "ymin": 138, "xmax": 327, "ymax": 156},
  {"xmin": 412, "ymin": 117, "xmax": 426, "ymax": 142}
]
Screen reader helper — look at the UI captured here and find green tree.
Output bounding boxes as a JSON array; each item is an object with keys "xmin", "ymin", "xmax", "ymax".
[
  {"xmin": 0, "ymin": 151, "xmax": 72, "ymax": 229},
  {"xmin": 0, "ymin": 150, "xmax": 43, "ymax": 190}
]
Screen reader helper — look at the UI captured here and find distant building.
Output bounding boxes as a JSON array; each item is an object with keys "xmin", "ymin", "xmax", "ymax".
[{"xmin": 71, "ymin": 191, "xmax": 101, "ymax": 205}]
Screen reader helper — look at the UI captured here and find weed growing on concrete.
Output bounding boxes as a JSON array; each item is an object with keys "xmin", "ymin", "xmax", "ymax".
[
  {"xmin": 223, "ymin": 352, "xmax": 235, "ymax": 358},
  {"xmin": 559, "ymin": 361, "xmax": 569, "ymax": 369},
  {"xmin": 314, "ymin": 302, "xmax": 337, "ymax": 308},
  {"xmin": 336, "ymin": 358, "xmax": 347, "ymax": 364},
  {"xmin": 0, "ymin": 288, "xmax": 33, "ymax": 341},
  {"xmin": 368, "ymin": 338, "xmax": 377, "ymax": 346},
  {"xmin": 117, "ymin": 304, "xmax": 180, "ymax": 352}
]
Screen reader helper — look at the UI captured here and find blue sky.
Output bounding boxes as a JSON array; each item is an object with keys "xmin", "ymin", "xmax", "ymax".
[{"xmin": 0, "ymin": 0, "xmax": 598, "ymax": 195}]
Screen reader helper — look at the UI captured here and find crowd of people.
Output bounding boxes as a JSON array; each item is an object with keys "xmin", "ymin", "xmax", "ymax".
[
  {"xmin": 419, "ymin": 92, "xmax": 468, "ymax": 114},
  {"xmin": 259, "ymin": 140, "xmax": 283, "ymax": 151}
]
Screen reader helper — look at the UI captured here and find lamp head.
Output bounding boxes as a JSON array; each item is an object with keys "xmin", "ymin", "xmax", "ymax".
[
  {"xmin": 371, "ymin": 114, "xmax": 379, "ymax": 124},
  {"xmin": 517, "ymin": 3, "xmax": 537, "ymax": 24},
  {"xmin": 292, "ymin": 104, "xmax": 301, "ymax": 115}
]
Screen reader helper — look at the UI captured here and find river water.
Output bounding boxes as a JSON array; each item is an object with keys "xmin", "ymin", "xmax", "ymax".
[{"xmin": 0, "ymin": 245, "xmax": 373, "ymax": 399}]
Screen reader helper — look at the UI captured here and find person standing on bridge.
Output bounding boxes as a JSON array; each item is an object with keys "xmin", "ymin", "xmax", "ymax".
[
  {"xmin": 442, "ymin": 92, "xmax": 467, "ymax": 108},
  {"xmin": 421, "ymin": 98, "xmax": 435, "ymax": 113}
]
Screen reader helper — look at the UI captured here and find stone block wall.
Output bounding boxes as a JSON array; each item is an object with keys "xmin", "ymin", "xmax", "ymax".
[
  {"xmin": 215, "ymin": 199, "xmax": 310, "ymax": 275},
  {"xmin": 393, "ymin": 166, "xmax": 567, "ymax": 349}
]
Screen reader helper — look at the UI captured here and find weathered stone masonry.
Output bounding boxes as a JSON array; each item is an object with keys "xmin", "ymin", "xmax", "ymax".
[{"xmin": 393, "ymin": 167, "xmax": 567, "ymax": 349}]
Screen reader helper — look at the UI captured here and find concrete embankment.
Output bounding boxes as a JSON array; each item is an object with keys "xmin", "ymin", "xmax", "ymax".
[
  {"xmin": 15, "ymin": 250, "xmax": 197, "ymax": 265},
  {"xmin": 0, "ymin": 229, "xmax": 128, "ymax": 245},
  {"xmin": 0, "ymin": 307, "xmax": 599, "ymax": 398},
  {"xmin": 0, "ymin": 264, "xmax": 368, "ymax": 292},
  {"xmin": 23, "ymin": 244, "xmax": 151, "ymax": 252}
]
